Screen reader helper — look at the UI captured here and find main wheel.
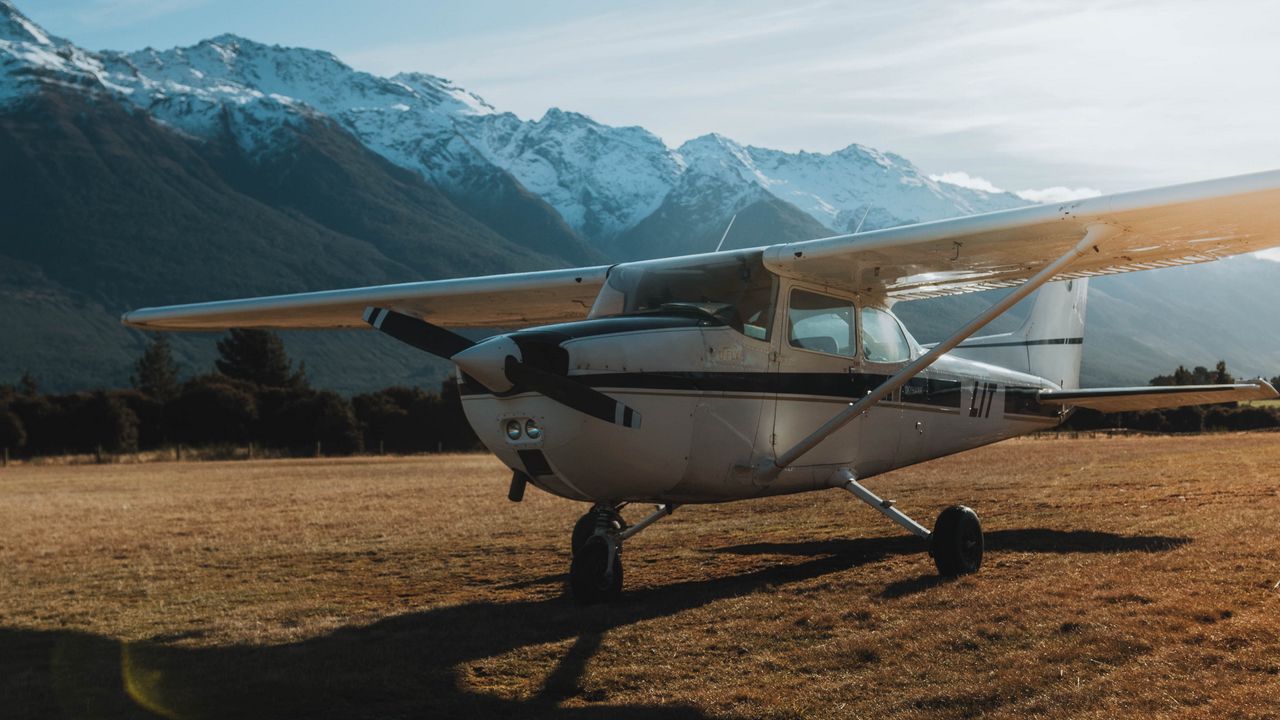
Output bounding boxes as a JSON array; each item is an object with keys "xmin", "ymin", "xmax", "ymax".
[
  {"xmin": 571, "ymin": 508, "xmax": 622, "ymax": 556},
  {"xmin": 569, "ymin": 534, "xmax": 622, "ymax": 604},
  {"xmin": 931, "ymin": 505, "xmax": 983, "ymax": 577}
]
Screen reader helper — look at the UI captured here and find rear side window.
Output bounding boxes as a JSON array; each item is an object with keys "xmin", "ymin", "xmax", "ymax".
[
  {"xmin": 860, "ymin": 307, "xmax": 910, "ymax": 363},
  {"xmin": 788, "ymin": 289, "xmax": 855, "ymax": 358}
]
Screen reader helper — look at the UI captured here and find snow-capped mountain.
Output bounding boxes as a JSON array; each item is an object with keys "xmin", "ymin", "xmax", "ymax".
[
  {"xmin": 464, "ymin": 108, "xmax": 682, "ymax": 242},
  {"xmin": 0, "ymin": 0, "xmax": 128, "ymax": 101},
  {"xmin": 689, "ymin": 135, "xmax": 1027, "ymax": 233},
  {"xmin": 107, "ymin": 35, "xmax": 493, "ymax": 176},
  {"xmin": 0, "ymin": 0, "xmax": 1026, "ymax": 253}
]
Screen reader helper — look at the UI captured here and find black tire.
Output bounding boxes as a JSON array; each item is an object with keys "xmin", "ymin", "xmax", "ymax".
[
  {"xmin": 569, "ymin": 534, "xmax": 622, "ymax": 604},
  {"xmin": 931, "ymin": 505, "xmax": 983, "ymax": 577},
  {"xmin": 571, "ymin": 509, "xmax": 622, "ymax": 556}
]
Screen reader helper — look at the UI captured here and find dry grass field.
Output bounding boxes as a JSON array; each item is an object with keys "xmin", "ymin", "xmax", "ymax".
[{"xmin": 2, "ymin": 435, "xmax": 1279, "ymax": 719}]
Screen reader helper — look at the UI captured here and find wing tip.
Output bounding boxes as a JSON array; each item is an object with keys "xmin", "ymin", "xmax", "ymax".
[{"xmin": 120, "ymin": 310, "xmax": 146, "ymax": 329}]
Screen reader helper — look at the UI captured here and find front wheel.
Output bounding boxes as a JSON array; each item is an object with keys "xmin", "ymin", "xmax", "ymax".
[
  {"xmin": 931, "ymin": 505, "xmax": 983, "ymax": 577},
  {"xmin": 569, "ymin": 534, "xmax": 622, "ymax": 604}
]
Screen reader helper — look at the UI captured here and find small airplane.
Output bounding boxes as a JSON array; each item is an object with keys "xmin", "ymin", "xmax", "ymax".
[{"xmin": 124, "ymin": 170, "xmax": 1280, "ymax": 603}]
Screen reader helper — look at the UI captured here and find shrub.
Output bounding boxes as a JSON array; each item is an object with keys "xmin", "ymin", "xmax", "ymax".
[
  {"xmin": 0, "ymin": 409, "xmax": 26, "ymax": 451},
  {"xmin": 166, "ymin": 377, "xmax": 258, "ymax": 444}
]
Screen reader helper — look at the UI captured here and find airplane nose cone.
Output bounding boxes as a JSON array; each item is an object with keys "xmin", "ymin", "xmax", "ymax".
[{"xmin": 453, "ymin": 334, "xmax": 521, "ymax": 393}]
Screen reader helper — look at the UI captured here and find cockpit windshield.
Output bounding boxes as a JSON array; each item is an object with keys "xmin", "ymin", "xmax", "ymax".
[{"xmin": 590, "ymin": 251, "xmax": 776, "ymax": 340}]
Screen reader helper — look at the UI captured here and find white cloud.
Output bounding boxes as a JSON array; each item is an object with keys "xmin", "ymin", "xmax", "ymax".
[
  {"xmin": 1015, "ymin": 186, "xmax": 1103, "ymax": 204},
  {"xmin": 930, "ymin": 172, "xmax": 1103, "ymax": 204},
  {"xmin": 929, "ymin": 171, "xmax": 1004, "ymax": 194}
]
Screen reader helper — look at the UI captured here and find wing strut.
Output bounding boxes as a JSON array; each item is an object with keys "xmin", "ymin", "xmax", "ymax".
[{"xmin": 755, "ymin": 223, "xmax": 1121, "ymax": 482}]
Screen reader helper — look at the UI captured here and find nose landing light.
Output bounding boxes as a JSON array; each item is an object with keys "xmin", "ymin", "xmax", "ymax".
[
  {"xmin": 505, "ymin": 419, "xmax": 523, "ymax": 440},
  {"xmin": 502, "ymin": 416, "xmax": 544, "ymax": 444}
]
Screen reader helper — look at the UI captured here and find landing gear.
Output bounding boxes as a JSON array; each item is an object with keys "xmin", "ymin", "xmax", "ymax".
[
  {"xmin": 931, "ymin": 505, "xmax": 983, "ymax": 576},
  {"xmin": 570, "ymin": 534, "xmax": 623, "ymax": 603},
  {"xmin": 832, "ymin": 469, "xmax": 983, "ymax": 579},
  {"xmin": 571, "ymin": 506, "xmax": 622, "ymax": 556},
  {"xmin": 568, "ymin": 502, "xmax": 675, "ymax": 604}
]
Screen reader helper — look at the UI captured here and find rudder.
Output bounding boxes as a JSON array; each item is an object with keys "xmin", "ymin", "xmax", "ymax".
[{"xmin": 950, "ymin": 279, "xmax": 1088, "ymax": 389}]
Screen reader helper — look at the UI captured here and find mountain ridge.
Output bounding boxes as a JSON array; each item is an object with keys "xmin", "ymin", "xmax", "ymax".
[{"xmin": 2, "ymin": 6, "xmax": 1027, "ymax": 251}]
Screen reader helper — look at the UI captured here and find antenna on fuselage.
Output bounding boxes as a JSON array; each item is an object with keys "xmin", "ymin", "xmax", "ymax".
[
  {"xmin": 714, "ymin": 213, "xmax": 738, "ymax": 252},
  {"xmin": 852, "ymin": 205, "xmax": 873, "ymax": 235}
]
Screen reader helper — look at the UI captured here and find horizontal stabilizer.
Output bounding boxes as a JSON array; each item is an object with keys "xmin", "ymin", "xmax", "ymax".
[{"xmin": 1038, "ymin": 381, "xmax": 1278, "ymax": 413}]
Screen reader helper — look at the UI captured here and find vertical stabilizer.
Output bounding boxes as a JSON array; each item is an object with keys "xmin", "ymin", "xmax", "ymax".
[{"xmin": 949, "ymin": 279, "xmax": 1089, "ymax": 389}]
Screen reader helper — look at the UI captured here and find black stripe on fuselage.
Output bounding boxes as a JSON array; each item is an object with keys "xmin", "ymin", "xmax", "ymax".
[
  {"xmin": 462, "ymin": 370, "xmax": 1057, "ymax": 418},
  {"xmin": 957, "ymin": 337, "xmax": 1084, "ymax": 349}
]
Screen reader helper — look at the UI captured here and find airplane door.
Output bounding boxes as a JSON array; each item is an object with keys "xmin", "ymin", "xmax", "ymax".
[
  {"xmin": 853, "ymin": 307, "xmax": 913, "ymax": 475},
  {"xmin": 771, "ymin": 287, "xmax": 903, "ymax": 473}
]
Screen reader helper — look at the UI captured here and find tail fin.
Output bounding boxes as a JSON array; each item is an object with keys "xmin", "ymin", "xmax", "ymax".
[{"xmin": 951, "ymin": 279, "xmax": 1089, "ymax": 389}]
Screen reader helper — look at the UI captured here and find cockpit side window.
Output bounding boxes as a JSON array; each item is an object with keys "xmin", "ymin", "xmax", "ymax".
[
  {"xmin": 788, "ymin": 289, "xmax": 856, "ymax": 358},
  {"xmin": 860, "ymin": 307, "xmax": 911, "ymax": 363}
]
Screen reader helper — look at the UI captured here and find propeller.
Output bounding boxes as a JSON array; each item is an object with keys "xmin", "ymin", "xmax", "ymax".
[
  {"xmin": 503, "ymin": 355, "xmax": 641, "ymax": 429},
  {"xmin": 362, "ymin": 306, "xmax": 475, "ymax": 358},
  {"xmin": 364, "ymin": 307, "xmax": 641, "ymax": 429}
]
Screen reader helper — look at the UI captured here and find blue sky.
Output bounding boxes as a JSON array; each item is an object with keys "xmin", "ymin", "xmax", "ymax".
[{"xmin": 21, "ymin": 0, "xmax": 1280, "ymax": 198}]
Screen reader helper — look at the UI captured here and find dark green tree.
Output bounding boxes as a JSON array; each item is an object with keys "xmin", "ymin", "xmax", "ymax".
[
  {"xmin": 1212, "ymin": 360, "xmax": 1234, "ymax": 385},
  {"xmin": 18, "ymin": 372, "xmax": 38, "ymax": 397},
  {"xmin": 85, "ymin": 392, "xmax": 140, "ymax": 453},
  {"xmin": 167, "ymin": 377, "xmax": 259, "ymax": 444},
  {"xmin": 131, "ymin": 335, "xmax": 182, "ymax": 401},
  {"xmin": 1151, "ymin": 361, "xmax": 1232, "ymax": 387},
  {"xmin": 0, "ymin": 410, "xmax": 25, "ymax": 451},
  {"xmin": 215, "ymin": 329, "xmax": 307, "ymax": 389}
]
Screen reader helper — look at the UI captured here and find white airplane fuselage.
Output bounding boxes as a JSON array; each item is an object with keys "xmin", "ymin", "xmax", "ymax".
[{"xmin": 460, "ymin": 282, "xmax": 1063, "ymax": 504}]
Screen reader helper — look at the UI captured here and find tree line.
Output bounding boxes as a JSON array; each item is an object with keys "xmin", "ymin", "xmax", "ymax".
[
  {"xmin": 0, "ymin": 330, "xmax": 478, "ymax": 459},
  {"xmin": 1, "ymin": 341, "xmax": 1277, "ymax": 461}
]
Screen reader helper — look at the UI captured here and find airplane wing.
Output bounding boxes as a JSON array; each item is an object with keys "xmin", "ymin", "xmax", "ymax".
[
  {"xmin": 1038, "ymin": 381, "xmax": 1278, "ymax": 413},
  {"xmin": 121, "ymin": 266, "xmax": 610, "ymax": 331},
  {"xmin": 122, "ymin": 170, "xmax": 1280, "ymax": 331},
  {"xmin": 762, "ymin": 170, "xmax": 1280, "ymax": 299}
]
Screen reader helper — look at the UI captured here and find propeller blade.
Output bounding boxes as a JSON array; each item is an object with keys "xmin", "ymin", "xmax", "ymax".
[
  {"xmin": 363, "ymin": 307, "xmax": 475, "ymax": 359},
  {"xmin": 504, "ymin": 356, "xmax": 641, "ymax": 429},
  {"xmin": 363, "ymin": 311, "xmax": 640, "ymax": 429}
]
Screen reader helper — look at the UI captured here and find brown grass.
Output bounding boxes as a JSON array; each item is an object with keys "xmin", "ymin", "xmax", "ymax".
[{"xmin": 2, "ymin": 435, "xmax": 1279, "ymax": 719}]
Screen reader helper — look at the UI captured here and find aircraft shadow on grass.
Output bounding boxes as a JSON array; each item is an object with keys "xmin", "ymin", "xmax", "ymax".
[
  {"xmin": 2, "ymin": 528, "xmax": 1188, "ymax": 720},
  {"xmin": 715, "ymin": 527, "xmax": 1192, "ymax": 599},
  {"xmin": 2, "ymin": 551, "xmax": 859, "ymax": 720}
]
